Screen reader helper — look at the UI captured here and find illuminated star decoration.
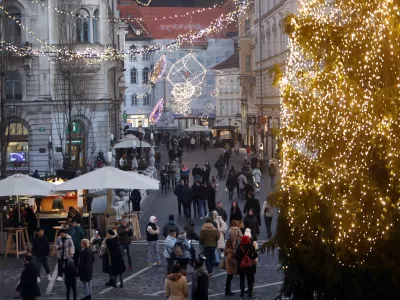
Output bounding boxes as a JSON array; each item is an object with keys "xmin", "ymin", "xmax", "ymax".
[
  {"xmin": 211, "ymin": 76, "xmax": 228, "ymax": 98},
  {"xmin": 201, "ymin": 103, "xmax": 215, "ymax": 123},
  {"xmin": 149, "ymin": 98, "xmax": 164, "ymax": 125},
  {"xmin": 150, "ymin": 54, "xmax": 167, "ymax": 84},
  {"xmin": 167, "ymin": 53, "xmax": 207, "ymax": 116}
]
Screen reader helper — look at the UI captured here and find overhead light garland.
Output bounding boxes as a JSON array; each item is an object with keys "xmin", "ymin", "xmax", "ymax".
[
  {"xmin": 149, "ymin": 98, "xmax": 164, "ymax": 125},
  {"xmin": 150, "ymin": 54, "xmax": 167, "ymax": 84}
]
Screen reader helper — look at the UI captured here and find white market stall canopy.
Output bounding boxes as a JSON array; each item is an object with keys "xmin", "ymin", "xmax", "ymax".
[
  {"xmin": 53, "ymin": 167, "xmax": 159, "ymax": 191},
  {"xmin": 184, "ymin": 125, "xmax": 212, "ymax": 132},
  {"xmin": 0, "ymin": 174, "xmax": 55, "ymax": 197},
  {"xmin": 113, "ymin": 139, "xmax": 151, "ymax": 149}
]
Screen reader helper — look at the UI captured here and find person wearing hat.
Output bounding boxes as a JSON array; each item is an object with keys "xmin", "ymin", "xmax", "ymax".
[
  {"xmin": 55, "ymin": 229, "xmax": 75, "ymax": 282},
  {"xmin": 68, "ymin": 220, "xmax": 85, "ymax": 269},
  {"xmin": 147, "ymin": 216, "xmax": 161, "ymax": 266},
  {"xmin": 244, "ymin": 229, "xmax": 259, "ymax": 275},
  {"xmin": 235, "ymin": 235, "xmax": 258, "ymax": 297},
  {"xmin": 243, "ymin": 209, "xmax": 260, "ymax": 240}
]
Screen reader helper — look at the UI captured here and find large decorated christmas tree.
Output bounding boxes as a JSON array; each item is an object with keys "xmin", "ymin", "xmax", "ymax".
[{"xmin": 276, "ymin": 0, "xmax": 400, "ymax": 298}]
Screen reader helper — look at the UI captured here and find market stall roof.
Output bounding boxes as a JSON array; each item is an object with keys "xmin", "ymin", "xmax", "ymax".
[
  {"xmin": 212, "ymin": 122, "xmax": 239, "ymax": 130},
  {"xmin": 53, "ymin": 167, "xmax": 159, "ymax": 191},
  {"xmin": 114, "ymin": 139, "xmax": 151, "ymax": 149},
  {"xmin": 0, "ymin": 174, "xmax": 55, "ymax": 197},
  {"xmin": 184, "ymin": 125, "xmax": 212, "ymax": 132}
]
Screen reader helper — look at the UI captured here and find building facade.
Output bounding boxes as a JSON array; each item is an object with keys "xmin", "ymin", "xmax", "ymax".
[{"xmin": 0, "ymin": 0, "xmax": 125, "ymax": 175}]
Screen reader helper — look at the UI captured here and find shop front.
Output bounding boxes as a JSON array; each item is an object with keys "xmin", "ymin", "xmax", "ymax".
[
  {"xmin": 65, "ymin": 121, "xmax": 86, "ymax": 169},
  {"xmin": 6, "ymin": 122, "xmax": 30, "ymax": 173},
  {"xmin": 125, "ymin": 114, "xmax": 149, "ymax": 128}
]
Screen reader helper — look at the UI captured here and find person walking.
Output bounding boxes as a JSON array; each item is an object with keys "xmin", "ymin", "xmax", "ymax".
[
  {"xmin": 243, "ymin": 192, "xmax": 261, "ymax": 227},
  {"xmin": 191, "ymin": 182, "xmax": 200, "ymax": 219},
  {"xmin": 268, "ymin": 162, "xmax": 277, "ymax": 189},
  {"xmin": 182, "ymin": 184, "xmax": 193, "ymax": 219},
  {"xmin": 101, "ymin": 229, "xmax": 126, "ymax": 288},
  {"xmin": 55, "ymin": 229, "xmax": 75, "ymax": 282},
  {"xmin": 16, "ymin": 254, "xmax": 41, "ymax": 300},
  {"xmin": 226, "ymin": 171, "xmax": 236, "ymax": 200},
  {"xmin": 165, "ymin": 264, "xmax": 189, "ymax": 300},
  {"xmin": 190, "ymin": 137, "xmax": 196, "ymax": 151},
  {"xmin": 216, "ymin": 202, "xmax": 228, "ymax": 222},
  {"xmin": 229, "ymin": 220, "xmax": 243, "ymax": 248},
  {"xmin": 162, "ymin": 214, "xmax": 180, "ymax": 238},
  {"xmin": 223, "ymin": 239, "xmax": 237, "ymax": 296},
  {"xmin": 155, "ymin": 150, "xmax": 161, "ymax": 169},
  {"xmin": 235, "ymin": 235, "xmax": 258, "ymax": 297},
  {"xmin": 212, "ymin": 211, "xmax": 227, "ymax": 252},
  {"xmin": 67, "ymin": 220, "xmax": 85, "ymax": 269},
  {"xmin": 78, "ymin": 239, "xmax": 95, "ymax": 300},
  {"xmin": 243, "ymin": 209, "xmax": 260, "ymax": 240},
  {"xmin": 32, "ymin": 228, "xmax": 51, "ymax": 282},
  {"xmin": 175, "ymin": 231, "xmax": 192, "ymax": 273},
  {"xmin": 117, "ymin": 219, "xmax": 133, "ymax": 270},
  {"xmin": 147, "ymin": 216, "xmax": 161, "ymax": 266},
  {"xmin": 194, "ymin": 182, "xmax": 208, "ymax": 219},
  {"xmin": 164, "ymin": 229, "xmax": 177, "ymax": 274},
  {"xmin": 199, "ymin": 218, "xmax": 219, "ymax": 275},
  {"xmin": 25, "ymin": 206, "xmax": 37, "ymax": 242},
  {"xmin": 171, "ymin": 160, "xmax": 179, "ymax": 188},
  {"xmin": 174, "ymin": 180, "xmax": 185, "ymax": 217},
  {"xmin": 252, "ymin": 165, "xmax": 262, "ymax": 191},
  {"xmin": 201, "ymin": 166, "xmax": 210, "ymax": 185},
  {"xmin": 229, "ymin": 201, "xmax": 243, "ymax": 226},
  {"xmin": 180, "ymin": 165, "xmax": 190, "ymax": 185},
  {"xmin": 64, "ymin": 259, "xmax": 77, "ymax": 300},
  {"xmin": 192, "ymin": 164, "xmax": 202, "ymax": 182},
  {"xmin": 224, "ymin": 150, "xmax": 231, "ymax": 170},
  {"xmin": 261, "ymin": 197, "xmax": 274, "ymax": 239},
  {"xmin": 160, "ymin": 166, "xmax": 169, "ymax": 194},
  {"xmin": 237, "ymin": 172, "xmax": 248, "ymax": 201},
  {"xmin": 210, "ymin": 175, "xmax": 218, "ymax": 195},
  {"xmin": 191, "ymin": 258, "xmax": 209, "ymax": 300},
  {"xmin": 206, "ymin": 182, "xmax": 216, "ymax": 215},
  {"xmin": 129, "ymin": 189, "xmax": 142, "ymax": 213}
]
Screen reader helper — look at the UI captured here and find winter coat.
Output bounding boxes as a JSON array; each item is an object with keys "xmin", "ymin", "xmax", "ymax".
[
  {"xmin": 235, "ymin": 243, "xmax": 258, "ymax": 268},
  {"xmin": 130, "ymin": 189, "xmax": 142, "ymax": 212},
  {"xmin": 238, "ymin": 174, "xmax": 248, "ymax": 189},
  {"xmin": 56, "ymin": 234, "xmax": 75, "ymax": 260},
  {"xmin": 194, "ymin": 184, "xmax": 207, "ymax": 200},
  {"xmin": 229, "ymin": 206, "xmax": 243, "ymax": 225},
  {"xmin": 226, "ymin": 174, "xmax": 236, "ymax": 191},
  {"xmin": 252, "ymin": 168, "xmax": 262, "ymax": 183},
  {"xmin": 192, "ymin": 167, "xmax": 201, "ymax": 177},
  {"xmin": 25, "ymin": 209, "xmax": 37, "ymax": 232},
  {"xmin": 199, "ymin": 222, "xmax": 219, "ymax": 248},
  {"xmin": 68, "ymin": 225, "xmax": 85, "ymax": 252},
  {"xmin": 206, "ymin": 185, "xmax": 216, "ymax": 212},
  {"xmin": 165, "ymin": 273, "xmax": 188, "ymax": 300},
  {"xmin": 16, "ymin": 261, "xmax": 41, "ymax": 298},
  {"xmin": 174, "ymin": 184, "xmax": 184, "ymax": 202},
  {"xmin": 268, "ymin": 163, "xmax": 277, "ymax": 177},
  {"xmin": 117, "ymin": 224, "xmax": 133, "ymax": 245},
  {"xmin": 183, "ymin": 223, "xmax": 199, "ymax": 241},
  {"xmin": 243, "ymin": 214, "xmax": 260, "ymax": 236},
  {"xmin": 164, "ymin": 235, "xmax": 176, "ymax": 259},
  {"xmin": 180, "ymin": 168, "xmax": 190, "ymax": 178},
  {"xmin": 175, "ymin": 235, "xmax": 191, "ymax": 259},
  {"xmin": 250, "ymin": 157, "xmax": 259, "ymax": 169},
  {"xmin": 102, "ymin": 236, "xmax": 126, "ymax": 275},
  {"xmin": 223, "ymin": 248, "xmax": 237, "ymax": 275},
  {"xmin": 229, "ymin": 226, "xmax": 243, "ymax": 248},
  {"xmin": 191, "ymin": 264, "xmax": 209, "ymax": 300},
  {"xmin": 64, "ymin": 259, "xmax": 77, "ymax": 287},
  {"xmin": 79, "ymin": 248, "xmax": 95, "ymax": 282},
  {"xmin": 162, "ymin": 220, "xmax": 180, "ymax": 238},
  {"xmin": 216, "ymin": 207, "xmax": 228, "ymax": 222},
  {"xmin": 243, "ymin": 198, "xmax": 261, "ymax": 226},
  {"xmin": 160, "ymin": 170, "xmax": 170, "ymax": 185},
  {"xmin": 32, "ymin": 235, "xmax": 49, "ymax": 257},
  {"xmin": 181, "ymin": 185, "xmax": 193, "ymax": 204},
  {"xmin": 261, "ymin": 200, "xmax": 274, "ymax": 218},
  {"xmin": 213, "ymin": 215, "xmax": 227, "ymax": 249},
  {"xmin": 201, "ymin": 169, "xmax": 210, "ymax": 181}
]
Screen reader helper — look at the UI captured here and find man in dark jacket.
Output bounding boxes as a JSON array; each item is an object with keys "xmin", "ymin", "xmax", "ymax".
[
  {"xmin": 32, "ymin": 228, "xmax": 51, "ymax": 281},
  {"xmin": 160, "ymin": 166, "xmax": 169, "ymax": 194},
  {"xmin": 117, "ymin": 219, "xmax": 133, "ymax": 270},
  {"xmin": 243, "ymin": 192, "xmax": 261, "ymax": 226},
  {"xmin": 129, "ymin": 189, "xmax": 142, "ymax": 213},
  {"xmin": 162, "ymin": 214, "xmax": 180, "ymax": 238},
  {"xmin": 215, "ymin": 202, "xmax": 228, "ymax": 222},
  {"xmin": 67, "ymin": 221, "xmax": 85, "ymax": 269},
  {"xmin": 174, "ymin": 180, "xmax": 185, "ymax": 217},
  {"xmin": 194, "ymin": 181, "xmax": 208, "ymax": 219},
  {"xmin": 192, "ymin": 164, "xmax": 202, "ymax": 181},
  {"xmin": 182, "ymin": 184, "xmax": 193, "ymax": 219},
  {"xmin": 16, "ymin": 253, "xmax": 41, "ymax": 300}
]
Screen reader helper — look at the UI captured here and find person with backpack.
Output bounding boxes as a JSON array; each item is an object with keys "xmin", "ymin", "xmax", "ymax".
[
  {"xmin": 235, "ymin": 235, "xmax": 258, "ymax": 297},
  {"xmin": 164, "ymin": 229, "xmax": 177, "ymax": 274},
  {"xmin": 174, "ymin": 231, "xmax": 192, "ymax": 274}
]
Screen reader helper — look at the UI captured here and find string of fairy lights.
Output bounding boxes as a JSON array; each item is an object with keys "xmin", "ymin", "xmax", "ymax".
[{"xmin": 280, "ymin": 0, "xmax": 400, "ymax": 267}]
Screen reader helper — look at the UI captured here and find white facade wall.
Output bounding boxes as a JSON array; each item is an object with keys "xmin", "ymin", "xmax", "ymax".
[
  {"xmin": 214, "ymin": 70, "xmax": 241, "ymax": 122},
  {"xmin": 124, "ymin": 38, "xmax": 235, "ymax": 128}
]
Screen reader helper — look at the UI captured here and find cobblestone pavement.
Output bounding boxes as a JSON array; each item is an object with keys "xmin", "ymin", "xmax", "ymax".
[{"xmin": 0, "ymin": 145, "xmax": 282, "ymax": 300}]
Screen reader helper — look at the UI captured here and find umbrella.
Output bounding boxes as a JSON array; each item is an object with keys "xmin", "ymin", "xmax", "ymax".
[
  {"xmin": 184, "ymin": 125, "xmax": 212, "ymax": 132},
  {"xmin": 53, "ymin": 167, "xmax": 159, "ymax": 191},
  {"xmin": 0, "ymin": 174, "xmax": 56, "ymax": 221},
  {"xmin": 113, "ymin": 139, "xmax": 151, "ymax": 149}
]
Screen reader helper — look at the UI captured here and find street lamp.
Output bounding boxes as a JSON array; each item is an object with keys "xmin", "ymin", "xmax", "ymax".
[
  {"xmin": 138, "ymin": 120, "xmax": 143, "ymax": 159},
  {"xmin": 228, "ymin": 118, "xmax": 232, "ymax": 139}
]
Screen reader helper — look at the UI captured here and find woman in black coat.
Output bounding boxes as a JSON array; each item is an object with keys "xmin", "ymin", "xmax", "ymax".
[
  {"xmin": 225, "ymin": 171, "xmax": 237, "ymax": 200},
  {"xmin": 101, "ymin": 229, "xmax": 126, "ymax": 288},
  {"xmin": 229, "ymin": 201, "xmax": 243, "ymax": 225},
  {"xmin": 206, "ymin": 182, "xmax": 216, "ymax": 214},
  {"xmin": 16, "ymin": 254, "xmax": 41, "ymax": 300},
  {"xmin": 243, "ymin": 209, "xmax": 260, "ymax": 239},
  {"xmin": 79, "ymin": 239, "xmax": 95, "ymax": 299}
]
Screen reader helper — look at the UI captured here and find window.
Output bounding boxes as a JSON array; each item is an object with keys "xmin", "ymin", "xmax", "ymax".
[
  {"xmin": 245, "ymin": 55, "xmax": 251, "ymax": 72},
  {"xmin": 5, "ymin": 7, "xmax": 22, "ymax": 44},
  {"xmin": 143, "ymin": 93, "xmax": 150, "ymax": 106},
  {"xmin": 244, "ymin": 19, "xmax": 251, "ymax": 36},
  {"xmin": 220, "ymin": 102, "xmax": 223, "ymax": 115},
  {"xmin": 130, "ymin": 68, "xmax": 138, "ymax": 84},
  {"xmin": 131, "ymin": 94, "xmax": 138, "ymax": 106},
  {"xmin": 142, "ymin": 51, "xmax": 149, "ymax": 61},
  {"xmin": 130, "ymin": 45, "xmax": 137, "ymax": 60},
  {"xmin": 142, "ymin": 67, "xmax": 149, "ymax": 84},
  {"xmin": 5, "ymin": 71, "xmax": 22, "ymax": 101},
  {"xmin": 76, "ymin": 9, "xmax": 90, "ymax": 42},
  {"xmin": 93, "ymin": 9, "xmax": 99, "ymax": 43}
]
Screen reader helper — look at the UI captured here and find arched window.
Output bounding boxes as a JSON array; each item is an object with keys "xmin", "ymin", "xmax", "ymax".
[
  {"xmin": 5, "ymin": 71, "xmax": 22, "ymax": 101},
  {"xmin": 93, "ymin": 9, "xmax": 99, "ymax": 43},
  {"xmin": 6, "ymin": 123, "xmax": 29, "ymax": 168},
  {"xmin": 143, "ymin": 93, "xmax": 150, "ymax": 106},
  {"xmin": 76, "ymin": 9, "xmax": 90, "ymax": 42},
  {"xmin": 5, "ymin": 7, "xmax": 22, "ymax": 44},
  {"xmin": 131, "ymin": 94, "xmax": 138, "ymax": 106},
  {"xmin": 130, "ymin": 45, "xmax": 137, "ymax": 61},
  {"xmin": 130, "ymin": 68, "xmax": 138, "ymax": 84},
  {"xmin": 66, "ymin": 120, "xmax": 86, "ymax": 169},
  {"xmin": 142, "ymin": 67, "xmax": 149, "ymax": 84}
]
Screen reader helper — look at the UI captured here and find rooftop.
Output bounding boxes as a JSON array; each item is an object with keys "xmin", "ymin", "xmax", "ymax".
[{"xmin": 212, "ymin": 51, "xmax": 239, "ymax": 70}]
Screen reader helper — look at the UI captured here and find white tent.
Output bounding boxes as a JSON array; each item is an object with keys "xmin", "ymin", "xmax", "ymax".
[
  {"xmin": 0, "ymin": 174, "xmax": 55, "ymax": 197},
  {"xmin": 53, "ymin": 166, "xmax": 159, "ymax": 191},
  {"xmin": 113, "ymin": 139, "xmax": 151, "ymax": 149},
  {"xmin": 184, "ymin": 125, "xmax": 212, "ymax": 132}
]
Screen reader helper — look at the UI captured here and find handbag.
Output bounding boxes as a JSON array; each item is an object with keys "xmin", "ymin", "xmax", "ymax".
[{"xmin": 219, "ymin": 256, "xmax": 226, "ymax": 270}]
